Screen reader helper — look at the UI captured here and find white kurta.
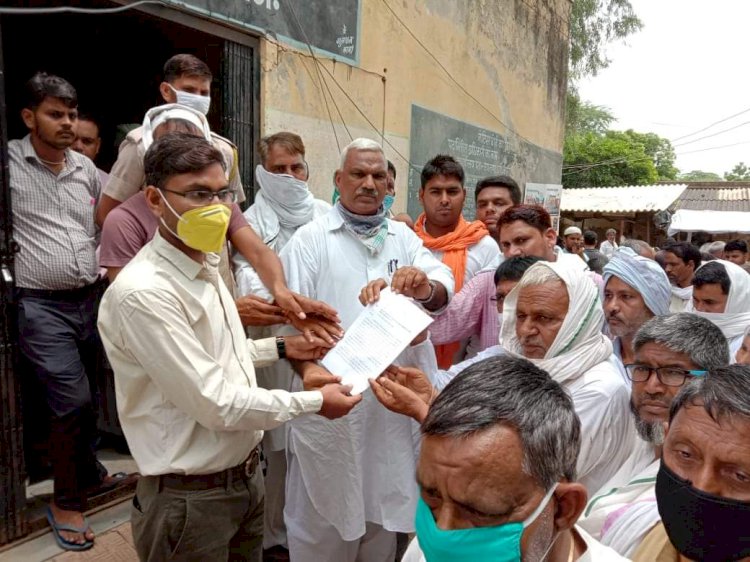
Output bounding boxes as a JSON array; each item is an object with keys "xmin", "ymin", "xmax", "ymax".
[
  {"xmin": 579, "ymin": 456, "xmax": 660, "ymax": 558},
  {"xmin": 280, "ymin": 207, "xmax": 454, "ymax": 541},
  {"xmin": 402, "ymin": 524, "xmax": 630, "ymax": 562},
  {"xmin": 234, "ymin": 198, "xmax": 331, "ymax": 300}
]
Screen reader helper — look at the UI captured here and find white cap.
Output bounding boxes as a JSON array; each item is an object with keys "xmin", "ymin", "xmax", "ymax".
[{"xmin": 563, "ymin": 226, "xmax": 582, "ymax": 236}]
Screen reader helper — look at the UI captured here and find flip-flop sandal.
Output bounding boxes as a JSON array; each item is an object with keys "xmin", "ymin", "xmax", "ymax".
[{"xmin": 45, "ymin": 506, "xmax": 94, "ymax": 552}]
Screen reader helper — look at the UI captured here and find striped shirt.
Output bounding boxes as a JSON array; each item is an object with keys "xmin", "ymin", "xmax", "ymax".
[{"xmin": 9, "ymin": 135, "xmax": 101, "ymax": 289}]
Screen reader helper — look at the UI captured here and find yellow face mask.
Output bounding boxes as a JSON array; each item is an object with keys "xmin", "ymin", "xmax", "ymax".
[{"xmin": 159, "ymin": 191, "xmax": 231, "ymax": 254}]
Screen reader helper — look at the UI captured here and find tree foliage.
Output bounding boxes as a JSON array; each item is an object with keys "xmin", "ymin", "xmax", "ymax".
[
  {"xmin": 569, "ymin": 0, "xmax": 644, "ymax": 80},
  {"xmin": 563, "ymin": 131, "xmax": 658, "ymax": 188},
  {"xmin": 565, "ymin": 91, "xmax": 616, "ymax": 135},
  {"xmin": 678, "ymin": 170, "xmax": 724, "ymax": 182},
  {"xmin": 723, "ymin": 162, "xmax": 750, "ymax": 181}
]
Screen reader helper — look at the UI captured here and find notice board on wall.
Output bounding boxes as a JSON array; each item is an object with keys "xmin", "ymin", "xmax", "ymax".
[{"xmin": 163, "ymin": 0, "xmax": 360, "ymax": 61}]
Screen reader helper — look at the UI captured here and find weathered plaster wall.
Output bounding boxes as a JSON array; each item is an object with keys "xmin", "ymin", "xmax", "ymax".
[{"xmin": 259, "ymin": 0, "xmax": 571, "ymax": 213}]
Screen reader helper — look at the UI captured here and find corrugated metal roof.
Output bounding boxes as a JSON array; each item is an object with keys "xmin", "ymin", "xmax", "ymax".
[
  {"xmin": 560, "ymin": 184, "xmax": 687, "ymax": 213},
  {"xmin": 668, "ymin": 183, "xmax": 750, "ymax": 212}
]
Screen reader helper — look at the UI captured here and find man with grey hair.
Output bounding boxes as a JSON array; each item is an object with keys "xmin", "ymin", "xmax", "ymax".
[
  {"xmin": 632, "ymin": 364, "xmax": 750, "ymax": 561},
  {"xmin": 706, "ymin": 239, "xmax": 726, "ymax": 259},
  {"xmin": 279, "ymin": 138, "xmax": 454, "ymax": 561},
  {"xmin": 375, "ymin": 260, "xmax": 635, "ymax": 495},
  {"xmin": 600, "ymin": 228, "xmax": 619, "ymax": 258},
  {"xmin": 620, "ymin": 238, "xmax": 655, "ymax": 259},
  {"xmin": 403, "ymin": 355, "xmax": 627, "ymax": 561},
  {"xmin": 580, "ymin": 313, "xmax": 730, "ymax": 558}
]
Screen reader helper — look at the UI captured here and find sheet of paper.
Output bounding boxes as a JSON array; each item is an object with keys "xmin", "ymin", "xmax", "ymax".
[{"xmin": 321, "ymin": 288, "xmax": 433, "ymax": 394}]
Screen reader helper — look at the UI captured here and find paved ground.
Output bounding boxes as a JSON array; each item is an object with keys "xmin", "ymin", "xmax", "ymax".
[{"xmin": 49, "ymin": 523, "xmax": 137, "ymax": 562}]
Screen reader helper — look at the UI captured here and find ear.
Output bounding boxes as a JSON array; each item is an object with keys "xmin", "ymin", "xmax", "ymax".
[
  {"xmin": 93, "ymin": 138, "xmax": 102, "ymax": 157},
  {"xmin": 21, "ymin": 108, "xmax": 35, "ymax": 130},
  {"xmin": 144, "ymin": 186, "xmax": 163, "ymax": 217},
  {"xmin": 334, "ymin": 169, "xmax": 343, "ymax": 191},
  {"xmin": 551, "ymin": 482, "xmax": 587, "ymax": 533},
  {"xmin": 159, "ymin": 82, "xmax": 176, "ymax": 103},
  {"xmin": 418, "ymin": 187, "xmax": 425, "ymax": 204},
  {"xmin": 543, "ymin": 227, "xmax": 558, "ymax": 247}
]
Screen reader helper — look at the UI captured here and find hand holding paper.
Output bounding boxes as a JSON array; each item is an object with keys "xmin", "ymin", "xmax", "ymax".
[{"xmin": 321, "ymin": 288, "xmax": 433, "ymax": 394}]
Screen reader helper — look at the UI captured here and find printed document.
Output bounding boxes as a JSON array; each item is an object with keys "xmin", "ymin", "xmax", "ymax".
[{"xmin": 321, "ymin": 288, "xmax": 433, "ymax": 394}]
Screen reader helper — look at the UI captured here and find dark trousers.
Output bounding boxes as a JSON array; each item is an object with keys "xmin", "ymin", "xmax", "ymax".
[
  {"xmin": 17, "ymin": 286, "xmax": 107, "ymax": 511},
  {"xmin": 132, "ymin": 468, "xmax": 265, "ymax": 562}
]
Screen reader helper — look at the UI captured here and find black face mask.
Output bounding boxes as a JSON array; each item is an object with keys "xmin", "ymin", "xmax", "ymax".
[{"xmin": 656, "ymin": 460, "xmax": 750, "ymax": 562}]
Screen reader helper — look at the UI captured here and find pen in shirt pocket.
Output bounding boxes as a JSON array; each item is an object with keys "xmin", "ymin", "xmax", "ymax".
[{"xmin": 387, "ymin": 259, "xmax": 399, "ymax": 276}]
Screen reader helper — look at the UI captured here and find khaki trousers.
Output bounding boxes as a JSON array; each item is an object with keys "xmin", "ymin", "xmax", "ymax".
[{"xmin": 131, "ymin": 468, "xmax": 264, "ymax": 561}]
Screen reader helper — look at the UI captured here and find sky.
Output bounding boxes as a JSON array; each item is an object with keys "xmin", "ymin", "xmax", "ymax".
[{"xmin": 577, "ymin": 0, "xmax": 750, "ymax": 176}]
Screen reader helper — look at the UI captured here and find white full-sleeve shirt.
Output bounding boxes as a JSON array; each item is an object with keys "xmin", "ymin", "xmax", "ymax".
[
  {"xmin": 97, "ymin": 232, "xmax": 323, "ymax": 476},
  {"xmin": 279, "ymin": 207, "xmax": 454, "ymax": 541}
]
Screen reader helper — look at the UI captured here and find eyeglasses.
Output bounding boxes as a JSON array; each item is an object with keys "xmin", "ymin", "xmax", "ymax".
[
  {"xmin": 160, "ymin": 187, "xmax": 236, "ymax": 205},
  {"xmin": 624, "ymin": 364, "xmax": 707, "ymax": 387}
]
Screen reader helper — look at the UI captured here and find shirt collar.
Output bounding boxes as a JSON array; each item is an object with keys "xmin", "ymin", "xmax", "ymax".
[
  {"xmin": 323, "ymin": 204, "xmax": 395, "ymax": 235},
  {"xmin": 151, "ymin": 230, "xmax": 204, "ymax": 281},
  {"xmin": 20, "ymin": 134, "xmax": 83, "ymax": 170}
]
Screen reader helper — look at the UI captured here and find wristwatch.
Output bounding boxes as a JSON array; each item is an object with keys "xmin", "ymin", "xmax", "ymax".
[
  {"xmin": 275, "ymin": 336, "xmax": 287, "ymax": 359},
  {"xmin": 415, "ymin": 280, "xmax": 436, "ymax": 303}
]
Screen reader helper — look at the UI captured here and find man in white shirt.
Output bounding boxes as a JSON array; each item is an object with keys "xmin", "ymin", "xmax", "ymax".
[
  {"xmin": 413, "ymin": 154, "xmax": 500, "ymax": 367},
  {"xmin": 401, "ymin": 355, "xmax": 628, "ymax": 562},
  {"xmin": 97, "ymin": 134, "xmax": 360, "ymax": 561},
  {"xmin": 662, "ymin": 241, "xmax": 701, "ymax": 312},
  {"xmin": 580, "ymin": 313, "xmax": 729, "ymax": 558},
  {"xmin": 233, "ymin": 131, "xmax": 333, "ymax": 557},
  {"xmin": 690, "ymin": 259, "xmax": 750, "ymax": 358},
  {"xmin": 600, "ymin": 228, "xmax": 619, "ymax": 259},
  {"xmin": 279, "ymin": 138, "xmax": 454, "ymax": 562},
  {"xmin": 377, "ymin": 260, "xmax": 635, "ymax": 496}
]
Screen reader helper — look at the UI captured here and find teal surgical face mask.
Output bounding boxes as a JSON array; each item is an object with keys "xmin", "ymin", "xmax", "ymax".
[{"xmin": 415, "ymin": 484, "xmax": 558, "ymax": 562}]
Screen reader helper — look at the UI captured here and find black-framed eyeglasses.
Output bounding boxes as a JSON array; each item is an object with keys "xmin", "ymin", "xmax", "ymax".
[
  {"xmin": 159, "ymin": 187, "xmax": 236, "ymax": 205},
  {"xmin": 624, "ymin": 364, "xmax": 707, "ymax": 387}
]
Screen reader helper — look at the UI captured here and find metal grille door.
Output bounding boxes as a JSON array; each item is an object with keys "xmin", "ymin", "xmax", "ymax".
[{"xmin": 220, "ymin": 40, "xmax": 258, "ymax": 205}]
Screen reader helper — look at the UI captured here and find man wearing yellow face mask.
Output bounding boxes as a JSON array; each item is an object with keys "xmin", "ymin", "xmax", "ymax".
[{"xmin": 97, "ymin": 133, "xmax": 362, "ymax": 561}]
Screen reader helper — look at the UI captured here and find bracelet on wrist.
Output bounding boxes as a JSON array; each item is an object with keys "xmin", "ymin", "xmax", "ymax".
[{"xmin": 415, "ymin": 280, "xmax": 436, "ymax": 303}]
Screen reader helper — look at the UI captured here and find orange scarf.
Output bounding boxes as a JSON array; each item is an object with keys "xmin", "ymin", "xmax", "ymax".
[{"xmin": 414, "ymin": 214, "xmax": 489, "ymax": 367}]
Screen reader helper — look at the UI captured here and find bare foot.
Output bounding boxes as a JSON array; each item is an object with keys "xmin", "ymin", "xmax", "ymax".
[{"xmin": 49, "ymin": 501, "xmax": 94, "ymax": 545}]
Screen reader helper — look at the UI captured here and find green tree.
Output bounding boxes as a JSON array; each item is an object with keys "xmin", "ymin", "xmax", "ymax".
[
  {"xmin": 563, "ymin": 131, "xmax": 658, "ymax": 188},
  {"xmin": 623, "ymin": 130, "xmax": 678, "ymax": 180},
  {"xmin": 678, "ymin": 170, "xmax": 724, "ymax": 182},
  {"xmin": 724, "ymin": 162, "xmax": 750, "ymax": 181},
  {"xmin": 566, "ymin": 91, "xmax": 616, "ymax": 135},
  {"xmin": 569, "ymin": 0, "xmax": 644, "ymax": 80}
]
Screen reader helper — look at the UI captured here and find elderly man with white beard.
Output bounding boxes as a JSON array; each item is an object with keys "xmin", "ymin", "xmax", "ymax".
[
  {"xmin": 689, "ymin": 259, "xmax": 750, "ymax": 359},
  {"xmin": 579, "ymin": 313, "xmax": 729, "ymax": 558},
  {"xmin": 373, "ymin": 260, "xmax": 635, "ymax": 496},
  {"xmin": 602, "ymin": 247, "xmax": 672, "ymax": 377}
]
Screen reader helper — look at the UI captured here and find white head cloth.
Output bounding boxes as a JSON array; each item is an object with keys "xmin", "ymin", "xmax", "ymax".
[
  {"xmin": 141, "ymin": 103, "xmax": 212, "ymax": 152},
  {"xmin": 603, "ymin": 247, "xmax": 672, "ymax": 316},
  {"xmin": 500, "ymin": 260, "xmax": 613, "ymax": 384},
  {"xmin": 688, "ymin": 259, "xmax": 750, "ymax": 340},
  {"xmin": 250, "ymin": 165, "xmax": 315, "ymax": 248}
]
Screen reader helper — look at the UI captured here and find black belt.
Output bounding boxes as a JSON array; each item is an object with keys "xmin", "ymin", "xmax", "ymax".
[
  {"xmin": 17, "ymin": 279, "xmax": 106, "ymax": 301},
  {"xmin": 159, "ymin": 447, "xmax": 260, "ymax": 491}
]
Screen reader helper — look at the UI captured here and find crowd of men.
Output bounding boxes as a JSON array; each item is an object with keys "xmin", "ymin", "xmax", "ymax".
[{"xmin": 8, "ymin": 52, "xmax": 750, "ymax": 561}]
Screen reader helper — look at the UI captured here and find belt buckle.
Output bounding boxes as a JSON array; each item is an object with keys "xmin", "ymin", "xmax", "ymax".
[{"xmin": 244, "ymin": 448, "xmax": 259, "ymax": 478}]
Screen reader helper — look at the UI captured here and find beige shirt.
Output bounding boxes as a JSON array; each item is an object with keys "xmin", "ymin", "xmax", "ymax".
[
  {"xmin": 105, "ymin": 126, "xmax": 245, "ymax": 203},
  {"xmin": 97, "ymin": 232, "xmax": 322, "ymax": 476}
]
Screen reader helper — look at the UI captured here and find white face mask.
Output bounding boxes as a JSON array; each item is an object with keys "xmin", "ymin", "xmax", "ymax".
[{"xmin": 169, "ymin": 84, "xmax": 211, "ymax": 115}]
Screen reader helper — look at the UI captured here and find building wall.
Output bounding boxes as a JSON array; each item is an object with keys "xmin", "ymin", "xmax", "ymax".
[{"xmin": 258, "ymin": 0, "xmax": 571, "ymax": 213}]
